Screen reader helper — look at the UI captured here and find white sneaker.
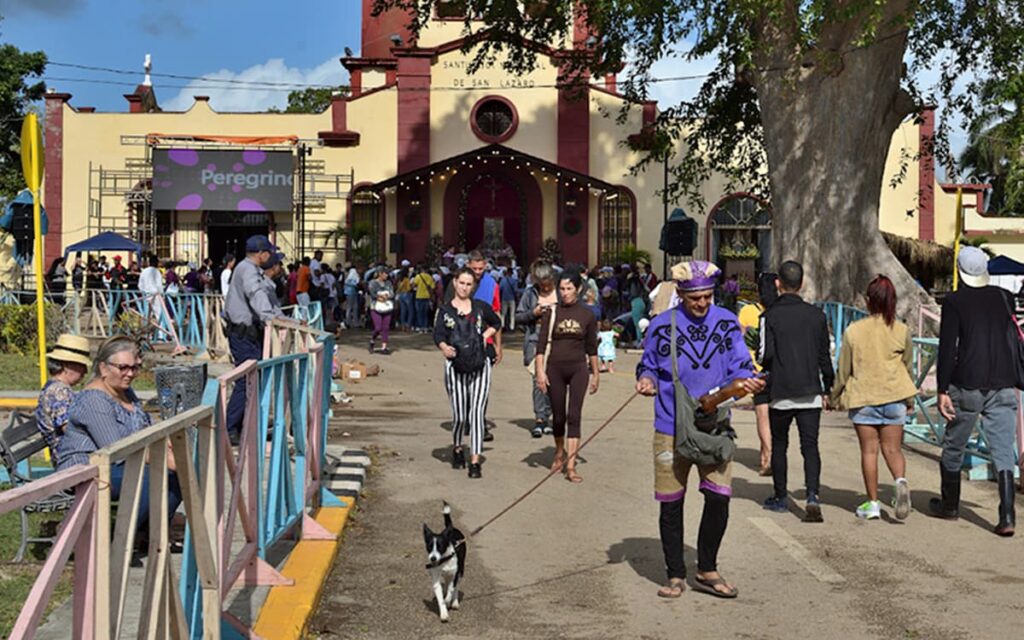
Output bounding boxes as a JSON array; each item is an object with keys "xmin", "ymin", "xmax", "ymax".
[
  {"xmin": 893, "ymin": 478, "xmax": 911, "ymax": 520},
  {"xmin": 855, "ymin": 500, "xmax": 881, "ymax": 520}
]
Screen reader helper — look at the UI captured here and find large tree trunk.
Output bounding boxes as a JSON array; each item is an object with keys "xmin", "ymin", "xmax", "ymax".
[{"xmin": 753, "ymin": 5, "xmax": 933, "ymax": 322}]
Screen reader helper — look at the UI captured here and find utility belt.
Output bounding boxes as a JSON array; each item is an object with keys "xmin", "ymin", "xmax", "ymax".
[{"xmin": 225, "ymin": 319, "xmax": 264, "ymax": 342}]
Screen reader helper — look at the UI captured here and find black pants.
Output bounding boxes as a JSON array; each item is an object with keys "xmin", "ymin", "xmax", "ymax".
[
  {"xmin": 768, "ymin": 407, "xmax": 822, "ymax": 498},
  {"xmin": 659, "ymin": 490, "xmax": 730, "ymax": 578},
  {"xmin": 546, "ymin": 360, "xmax": 589, "ymax": 438}
]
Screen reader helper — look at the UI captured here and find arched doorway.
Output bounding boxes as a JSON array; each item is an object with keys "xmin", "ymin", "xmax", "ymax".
[
  {"xmin": 459, "ymin": 173, "xmax": 527, "ymax": 261},
  {"xmin": 706, "ymin": 193, "xmax": 772, "ymax": 277}
]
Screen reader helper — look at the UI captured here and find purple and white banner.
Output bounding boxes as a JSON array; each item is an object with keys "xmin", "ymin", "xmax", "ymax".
[{"xmin": 152, "ymin": 148, "xmax": 295, "ymax": 212}]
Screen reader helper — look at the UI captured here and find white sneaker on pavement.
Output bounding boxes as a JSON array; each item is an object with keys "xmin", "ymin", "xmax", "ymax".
[
  {"xmin": 856, "ymin": 500, "xmax": 881, "ymax": 520},
  {"xmin": 893, "ymin": 478, "xmax": 911, "ymax": 520}
]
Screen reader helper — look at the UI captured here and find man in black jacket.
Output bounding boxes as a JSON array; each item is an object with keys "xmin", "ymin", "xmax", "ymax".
[
  {"xmin": 932, "ymin": 246, "xmax": 1017, "ymax": 536},
  {"xmin": 757, "ymin": 261, "xmax": 835, "ymax": 522}
]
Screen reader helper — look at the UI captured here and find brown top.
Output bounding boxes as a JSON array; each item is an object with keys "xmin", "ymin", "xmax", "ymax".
[
  {"xmin": 830, "ymin": 315, "xmax": 918, "ymax": 410},
  {"xmin": 536, "ymin": 301, "xmax": 598, "ymax": 364}
]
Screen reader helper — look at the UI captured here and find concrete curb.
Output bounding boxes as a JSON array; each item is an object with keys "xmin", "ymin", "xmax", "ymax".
[{"xmin": 251, "ymin": 449, "xmax": 369, "ymax": 640}]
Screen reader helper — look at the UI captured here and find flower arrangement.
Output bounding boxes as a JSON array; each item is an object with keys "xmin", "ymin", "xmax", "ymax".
[{"xmin": 719, "ymin": 243, "xmax": 760, "ymax": 259}]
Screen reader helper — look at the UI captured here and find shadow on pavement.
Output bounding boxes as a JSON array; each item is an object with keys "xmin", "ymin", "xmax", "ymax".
[{"xmin": 606, "ymin": 537, "xmax": 684, "ymax": 586}]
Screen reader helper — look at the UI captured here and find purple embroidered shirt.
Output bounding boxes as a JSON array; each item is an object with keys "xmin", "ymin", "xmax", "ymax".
[{"xmin": 636, "ymin": 305, "xmax": 754, "ymax": 435}]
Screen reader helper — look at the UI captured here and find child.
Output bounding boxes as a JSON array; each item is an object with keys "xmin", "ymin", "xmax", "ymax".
[{"xmin": 597, "ymin": 319, "xmax": 617, "ymax": 373}]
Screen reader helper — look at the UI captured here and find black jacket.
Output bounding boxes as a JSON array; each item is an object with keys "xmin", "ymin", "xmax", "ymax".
[
  {"xmin": 937, "ymin": 285, "xmax": 1017, "ymax": 392},
  {"xmin": 758, "ymin": 293, "xmax": 834, "ymax": 400}
]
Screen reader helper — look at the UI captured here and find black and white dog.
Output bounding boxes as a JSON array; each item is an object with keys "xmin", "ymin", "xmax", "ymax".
[{"xmin": 423, "ymin": 502, "xmax": 466, "ymax": 622}]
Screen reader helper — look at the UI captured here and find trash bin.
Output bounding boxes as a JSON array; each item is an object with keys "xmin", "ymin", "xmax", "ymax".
[{"xmin": 154, "ymin": 363, "xmax": 208, "ymax": 420}]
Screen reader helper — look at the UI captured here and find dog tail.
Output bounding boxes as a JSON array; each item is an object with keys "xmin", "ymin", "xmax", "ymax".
[{"xmin": 442, "ymin": 501, "xmax": 453, "ymax": 529}]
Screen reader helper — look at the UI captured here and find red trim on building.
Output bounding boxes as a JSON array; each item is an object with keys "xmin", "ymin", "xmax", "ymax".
[
  {"xmin": 395, "ymin": 52, "xmax": 432, "ymax": 260},
  {"xmin": 43, "ymin": 93, "xmax": 71, "ymax": 265},
  {"xmin": 469, "ymin": 95, "xmax": 519, "ymax": 144},
  {"xmin": 556, "ymin": 54, "xmax": 590, "ymax": 263},
  {"xmin": 319, "ymin": 97, "xmax": 361, "ymax": 147},
  {"xmin": 361, "ymin": 1, "xmax": 414, "ymax": 59},
  {"xmin": 573, "ymin": 2, "xmax": 591, "ymax": 48},
  {"xmin": 918, "ymin": 108, "xmax": 936, "ymax": 241}
]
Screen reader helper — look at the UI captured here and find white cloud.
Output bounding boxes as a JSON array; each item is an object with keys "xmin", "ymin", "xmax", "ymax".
[
  {"xmin": 162, "ymin": 55, "xmax": 347, "ymax": 113},
  {"xmin": 645, "ymin": 53, "xmax": 718, "ymax": 106}
]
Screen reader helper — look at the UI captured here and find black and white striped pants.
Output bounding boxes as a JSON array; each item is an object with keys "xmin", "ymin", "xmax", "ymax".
[{"xmin": 444, "ymin": 359, "xmax": 492, "ymax": 456}]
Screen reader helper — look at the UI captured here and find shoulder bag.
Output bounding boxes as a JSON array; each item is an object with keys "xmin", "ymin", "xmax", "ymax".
[
  {"xmin": 670, "ymin": 309, "xmax": 736, "ymax": 466},
  {"xmin": 527, "ymin": 305, "xmax": 556, "ymax": 376}
]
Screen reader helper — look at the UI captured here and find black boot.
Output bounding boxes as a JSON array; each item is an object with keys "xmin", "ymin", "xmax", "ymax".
[
  {"xmin": 468, "ymin": 462, "xmax": 482, "ymax": 479},
  {"xmin": 928, "ymin": 467, "xmax": 961, "ymax": 519},
  {"xmin": 451, "ymin": 448, "xmax": 466, "ymax": 469},
  {"xmin": 995, "ymin": 470, "xmax": 1016, "ymax": 537}
]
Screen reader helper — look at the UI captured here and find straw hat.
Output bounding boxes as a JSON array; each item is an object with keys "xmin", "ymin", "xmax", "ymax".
[{"xmin": 47, "ymin": 334, "xmax": 93, "ymax": 368}]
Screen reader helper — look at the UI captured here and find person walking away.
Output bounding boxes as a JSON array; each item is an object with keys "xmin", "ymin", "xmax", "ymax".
[
  {"xmin": 737, "ymin": 272, "xmax": 778, "ymax": 476},
  {"xmin": 46, "ymin": 257, "xmax": 67, "ymax": 305},
  {"xmin": 499, "ymin": 268, "xmax": 517, "ymax": 330},
  {"xmin": 534, "ymin": 269, "xmax": 599, "ymax": 483},
  {"xmin": 434, "ymin": 267, "xmax": 502, "ymax": 478},
  {"xmin": 413, "ymin": 266, "xmax": 436, "ymax": 332},
  {"xmin": 368, "ymin": 269, "xmax": 395, "ymax": 354},
  {"xmin": 344, "ymin": 266, "xmax": 362, "ymax": 329},
  {"xmin": 71, "ymin": 255, "xmax": 85, "ymax": 295},
  {"xmin": 636, "ymin": 260, "xmax": 763, "ymax": 599},
  {"xmin": 396, "ymin": 268, "xmax": 415, "ymax": 330},
  {"xmin": 321, "ymin": 264, "xmax": 339, "ymax": 327},
  {"xmin": 516, "ymin": 260, "xmax": 558, "ymax": 438},
  {"xmin": 597, "ymin": 319, "xmax": 617, "ymax": 373},
  {"xmin": 223, "ymin": 236, "xmax": 285, "ymax": 442},
  {"xmin": 758, "ymin": 260, "xmax": 834, "ymax": 522},
  {"xmin": 830, "ymin": 275, "xmax": 917, "ymax": 520},
  {"xmin": 932, "ymin": 247, "xmax": 1018, "ymax": 536}
]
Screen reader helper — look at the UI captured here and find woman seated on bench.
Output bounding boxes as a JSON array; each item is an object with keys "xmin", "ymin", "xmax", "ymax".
[
  {"xmin": 35, "ymin": 334, "xmax": 91, "ymax": 466},
  {"xmin": 56, "ymin": 336, "xmax": 182, "ymax": 537}
]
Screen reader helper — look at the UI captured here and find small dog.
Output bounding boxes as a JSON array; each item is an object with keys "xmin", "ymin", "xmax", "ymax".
[{"xmin": 423, "ymin": 501, "xmax": 466, "ymax": 622}]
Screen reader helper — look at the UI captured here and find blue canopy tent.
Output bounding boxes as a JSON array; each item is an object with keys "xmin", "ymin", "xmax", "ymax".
[
  {"xmin": 988, "ymin": 255, "xmax": 1024, "ymax": 276},
  {"xmin": 62, "ymin": 231, "xmax": 143, "ymax": 261}
]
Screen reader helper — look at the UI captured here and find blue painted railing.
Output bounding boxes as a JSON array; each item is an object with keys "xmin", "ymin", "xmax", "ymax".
[{"xmin": 817, "ymin": 301, "xmax": 868, "ymax": 365}]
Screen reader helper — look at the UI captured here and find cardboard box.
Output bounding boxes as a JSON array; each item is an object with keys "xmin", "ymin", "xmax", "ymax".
[{"xmin": 340, "ymin": 361, "xmax": 367, "ymax": 382}]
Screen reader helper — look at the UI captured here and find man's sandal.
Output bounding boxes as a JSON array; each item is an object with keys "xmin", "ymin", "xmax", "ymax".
[
  {"xmin": 657, "ymin": 578, "xmax": 685, "ymax": 598},
  {"xmin": 693, "ymin": 575, "xmax": 738, "ymax": 599}
]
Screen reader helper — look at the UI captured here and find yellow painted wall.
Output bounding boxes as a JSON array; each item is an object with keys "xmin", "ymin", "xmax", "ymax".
[{"xmin": 878, "ymin": 117, "xmax": 920, "ymax": 239}]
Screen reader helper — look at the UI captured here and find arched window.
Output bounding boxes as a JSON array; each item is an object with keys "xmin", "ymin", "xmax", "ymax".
[
  {"xmin": 599, "ymin": 188, "xmax": 635, "ymax": 263},
  {"xmin": 351, "ymin": 189, "xmax": 383, "ymax": 262},
  {"xmin": 708, "ymin": 193, "xmax": 772, "ymax": 270}
]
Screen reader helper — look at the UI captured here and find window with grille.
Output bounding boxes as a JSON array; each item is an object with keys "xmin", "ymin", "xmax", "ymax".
[
  {"xmin": 351, "ymin": 190, "xmax": 382, "ymax": 261},
  {"xmin": 472, "ymin": 97, "xmax": 518, "ymax": 142},
  {"xmin": 154, "ymin": 210, "xmax": 172, "ymax": 260},
  {"xmin": 599, "ymin": 189, "xmax": 634, "ymax": 263}
]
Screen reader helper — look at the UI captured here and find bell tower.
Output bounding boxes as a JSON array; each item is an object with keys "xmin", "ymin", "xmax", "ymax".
[{"xmin": 361, "ymin": 0, "xmax": 415, "ymax": 59}]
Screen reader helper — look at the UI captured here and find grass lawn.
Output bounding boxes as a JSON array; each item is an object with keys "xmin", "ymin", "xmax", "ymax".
[
  {"xmin": 0, "ymin": 353, "xmax": 156, "ymax": 392},
  {"xmin": 0, "ymin": 497, "xmax": 73, "ymax": 637}
]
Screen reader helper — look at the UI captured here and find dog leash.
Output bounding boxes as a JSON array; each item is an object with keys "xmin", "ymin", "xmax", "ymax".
[{"xmin": 468, "ymin": 390, "xmax": 640, "ymax": 537}]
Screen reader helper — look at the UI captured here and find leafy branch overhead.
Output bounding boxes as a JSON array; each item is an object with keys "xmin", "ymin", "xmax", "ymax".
[
  {"xmin": 0, "ymin": 22, "xmax": 47, "ymax": 201},
  {"xmin": 374, "ymin": 1, "xmax": 1024, "ymax": 211}
]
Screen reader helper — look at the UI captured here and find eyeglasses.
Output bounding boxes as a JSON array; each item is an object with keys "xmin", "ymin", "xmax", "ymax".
[{"xmin": 105, "ymin": 362, "xmax": 142, "ymax": 374}]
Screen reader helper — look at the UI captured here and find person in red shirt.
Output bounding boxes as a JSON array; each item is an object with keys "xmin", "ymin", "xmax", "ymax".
[{"xmin": 296, "ymin": 257, "xmax": 312, "ymax": 307}]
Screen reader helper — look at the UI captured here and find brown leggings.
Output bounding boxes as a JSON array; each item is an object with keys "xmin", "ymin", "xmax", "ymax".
[{"xmin": 546, "ymin": 360, "xmax": 589, "ymax": 438}]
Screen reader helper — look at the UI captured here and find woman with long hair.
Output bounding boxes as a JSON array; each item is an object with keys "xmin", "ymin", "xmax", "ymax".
[
  {"xmin": 535, "ymin": 268, "xmax": 599, "ymax": 483},
  {"xmin": 830, "ymin": 275, "xmax": 917, "ymax": 520},
  {"xmin": 434, "ymin": 267, "xmax": 502, "ymax": 478}
]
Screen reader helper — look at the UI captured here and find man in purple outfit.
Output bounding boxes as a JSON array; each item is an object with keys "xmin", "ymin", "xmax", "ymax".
[{"xmin": 636, "ymin": 260, "xmax": 764, "ymax": 600}]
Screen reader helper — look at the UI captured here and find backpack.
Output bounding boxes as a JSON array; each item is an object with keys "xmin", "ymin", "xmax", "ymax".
[{"xmin": 449, "ymin": 306, "xmax": 487, "ymax": 375}]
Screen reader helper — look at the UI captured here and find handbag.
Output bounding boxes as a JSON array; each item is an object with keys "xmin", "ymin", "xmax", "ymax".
[
  {"xmin": 527, "ymin": 305, "xmax": 556, "ymax": 376},
  {"xmin": 999, "ymin": 292, "xmax": 1024, "ymax": 390},
  {"xmin": 373, "ymin": 298, "xmax": 394, "ymax": 314},
  {"xmin": 670, "ymin": 309, "xmax": 736, "ymax": 466}
]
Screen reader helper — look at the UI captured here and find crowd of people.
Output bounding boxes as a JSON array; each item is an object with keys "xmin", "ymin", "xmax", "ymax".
[{"xmin": 26, "ymin": 233, "xmax": 1020, "ymax": 598}]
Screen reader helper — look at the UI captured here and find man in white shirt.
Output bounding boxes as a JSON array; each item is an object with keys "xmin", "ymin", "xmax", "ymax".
[
  {"xmin": 309, "ymin": 250, "xmax": 324, "ymax": 288},
  {"xmin": 138, "ymin": 255, "xmax": 163, "ymax": 296}
]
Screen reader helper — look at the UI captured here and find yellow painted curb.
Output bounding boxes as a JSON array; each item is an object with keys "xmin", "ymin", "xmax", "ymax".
[
  {"xmin": 0, "ymin": 398, "xmax": 37, "ymax": 409},
  {"xmin": 252, "ymin": 503, "xmax": 352, "ymax": 640}
]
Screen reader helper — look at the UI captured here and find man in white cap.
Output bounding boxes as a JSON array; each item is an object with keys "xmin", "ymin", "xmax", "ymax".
[{"xmin": 933, "ymin": 246, "xmax": 1018, "ymax": 536}]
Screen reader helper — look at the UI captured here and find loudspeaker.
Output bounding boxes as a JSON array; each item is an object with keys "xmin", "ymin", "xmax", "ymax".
[
  {"xmin": 660, "ymin": 218, "xmax": 698, "ymax": 256},
  {"xmin": 389, "ymin": 232, "xmax": 405, "ymax": 255}
]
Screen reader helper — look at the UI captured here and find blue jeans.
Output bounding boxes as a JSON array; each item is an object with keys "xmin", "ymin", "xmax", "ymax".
[
  {"xmin": 415, "ymin": 298, "xmax": 432, "ymax": 330},
  {"xmin": 399, "ymin": 292, "xmax": 415, "ymax": 327},
  {"xmin": 345, "ymin": 292, "xmax": 360, "ymax": 328},
  {"xmin": 943, "ymin": 386, "xmax": 1019, "ymax": 473},
  {"xmin": 227, "ymin": 332, "xmax": 262, "ymax": 436},
  {"xmin": 111, "ymin": 462, "xmax": 182, "ymax": 531}
]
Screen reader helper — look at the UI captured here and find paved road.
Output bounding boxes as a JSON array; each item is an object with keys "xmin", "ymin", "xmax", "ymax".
[{"xmin": 311, "ymin": 332, "xmax": 1024, "ymax": 640}]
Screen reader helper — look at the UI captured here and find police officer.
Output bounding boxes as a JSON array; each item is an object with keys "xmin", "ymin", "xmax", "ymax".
[{"xmin": 224, "ymin": 235, "xmax": 286, "ymax": 440}]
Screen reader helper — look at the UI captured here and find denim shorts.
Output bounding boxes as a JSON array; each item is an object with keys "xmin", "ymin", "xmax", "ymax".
[{"xmin": 848, "ymin": 402, "xmax": 908, "ymax": 425}]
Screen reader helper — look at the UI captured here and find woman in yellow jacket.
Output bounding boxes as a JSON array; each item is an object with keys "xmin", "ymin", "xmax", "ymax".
[{"xmin": 830, "ymin": 275, "xmax": 918, "ymax": 521}]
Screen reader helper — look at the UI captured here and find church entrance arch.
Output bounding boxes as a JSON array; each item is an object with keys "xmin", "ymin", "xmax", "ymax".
[{"xmin": 460, "ymin": 173, "xmax": 526, "ymax": 261}]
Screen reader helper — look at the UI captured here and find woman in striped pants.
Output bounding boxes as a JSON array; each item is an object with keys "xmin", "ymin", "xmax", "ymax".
[{"xmin": 434, "ymin": 268, "xmax": 502, "ymax": 479}]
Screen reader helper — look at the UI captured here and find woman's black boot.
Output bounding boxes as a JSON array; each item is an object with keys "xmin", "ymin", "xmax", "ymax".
[
  {"xmin": 995, "ymin": 470, "xmax": 1016, "ymax": 537},
  {"xmin": 451, "ymin": 448, "xmax": 466, "ymax": 469},
  {"xmin": 468, "ymin": 462, "xmax": 482, "ymax": 479}
]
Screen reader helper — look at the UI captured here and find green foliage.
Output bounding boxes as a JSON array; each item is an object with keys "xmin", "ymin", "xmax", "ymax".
[
  {"xmin": 960, "ymin": 72, "xmax": 1024, "ymax": 216},
  {"xmin": 602, "ymin": 244, "xmax": 652, "ymax": 266},
  {"xmin": 350, "ymin": 221, "xmax": 379, "ymax": 265},
  {"xmin": 267, "ymin": 86, "xmax": 349, "ymax": 114},
  {"xmin": 424, "ymin": 233, "xmax": 446, "ymax": 266},
  {"xmin": 0, "ymin": 303, "xmax": 66, "ymax": 354},
  {"xmin": 375, "ymin": 1, "xmax": 1024, "ymax": 210},
  {"xmin": 0, "ymin": 26, "xmax": 47, "ymax": 201},
  {"xmin": 538, "ymin": 237, "xmax": 562, "ymax": 265}
]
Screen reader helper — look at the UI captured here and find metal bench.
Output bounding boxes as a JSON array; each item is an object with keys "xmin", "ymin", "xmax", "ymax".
[{"xmin": 0, "ymin": 411, "xmax": 75, "ymax": 562}]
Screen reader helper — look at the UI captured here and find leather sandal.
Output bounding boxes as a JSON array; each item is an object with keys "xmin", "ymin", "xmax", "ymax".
[
  {"xmin": 657, "ymin": 578, "xmax": 685, "ymax": 598},
  {"xmin": 693, "ymin": 574, "xmax": 738, "ymax": 599}
]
